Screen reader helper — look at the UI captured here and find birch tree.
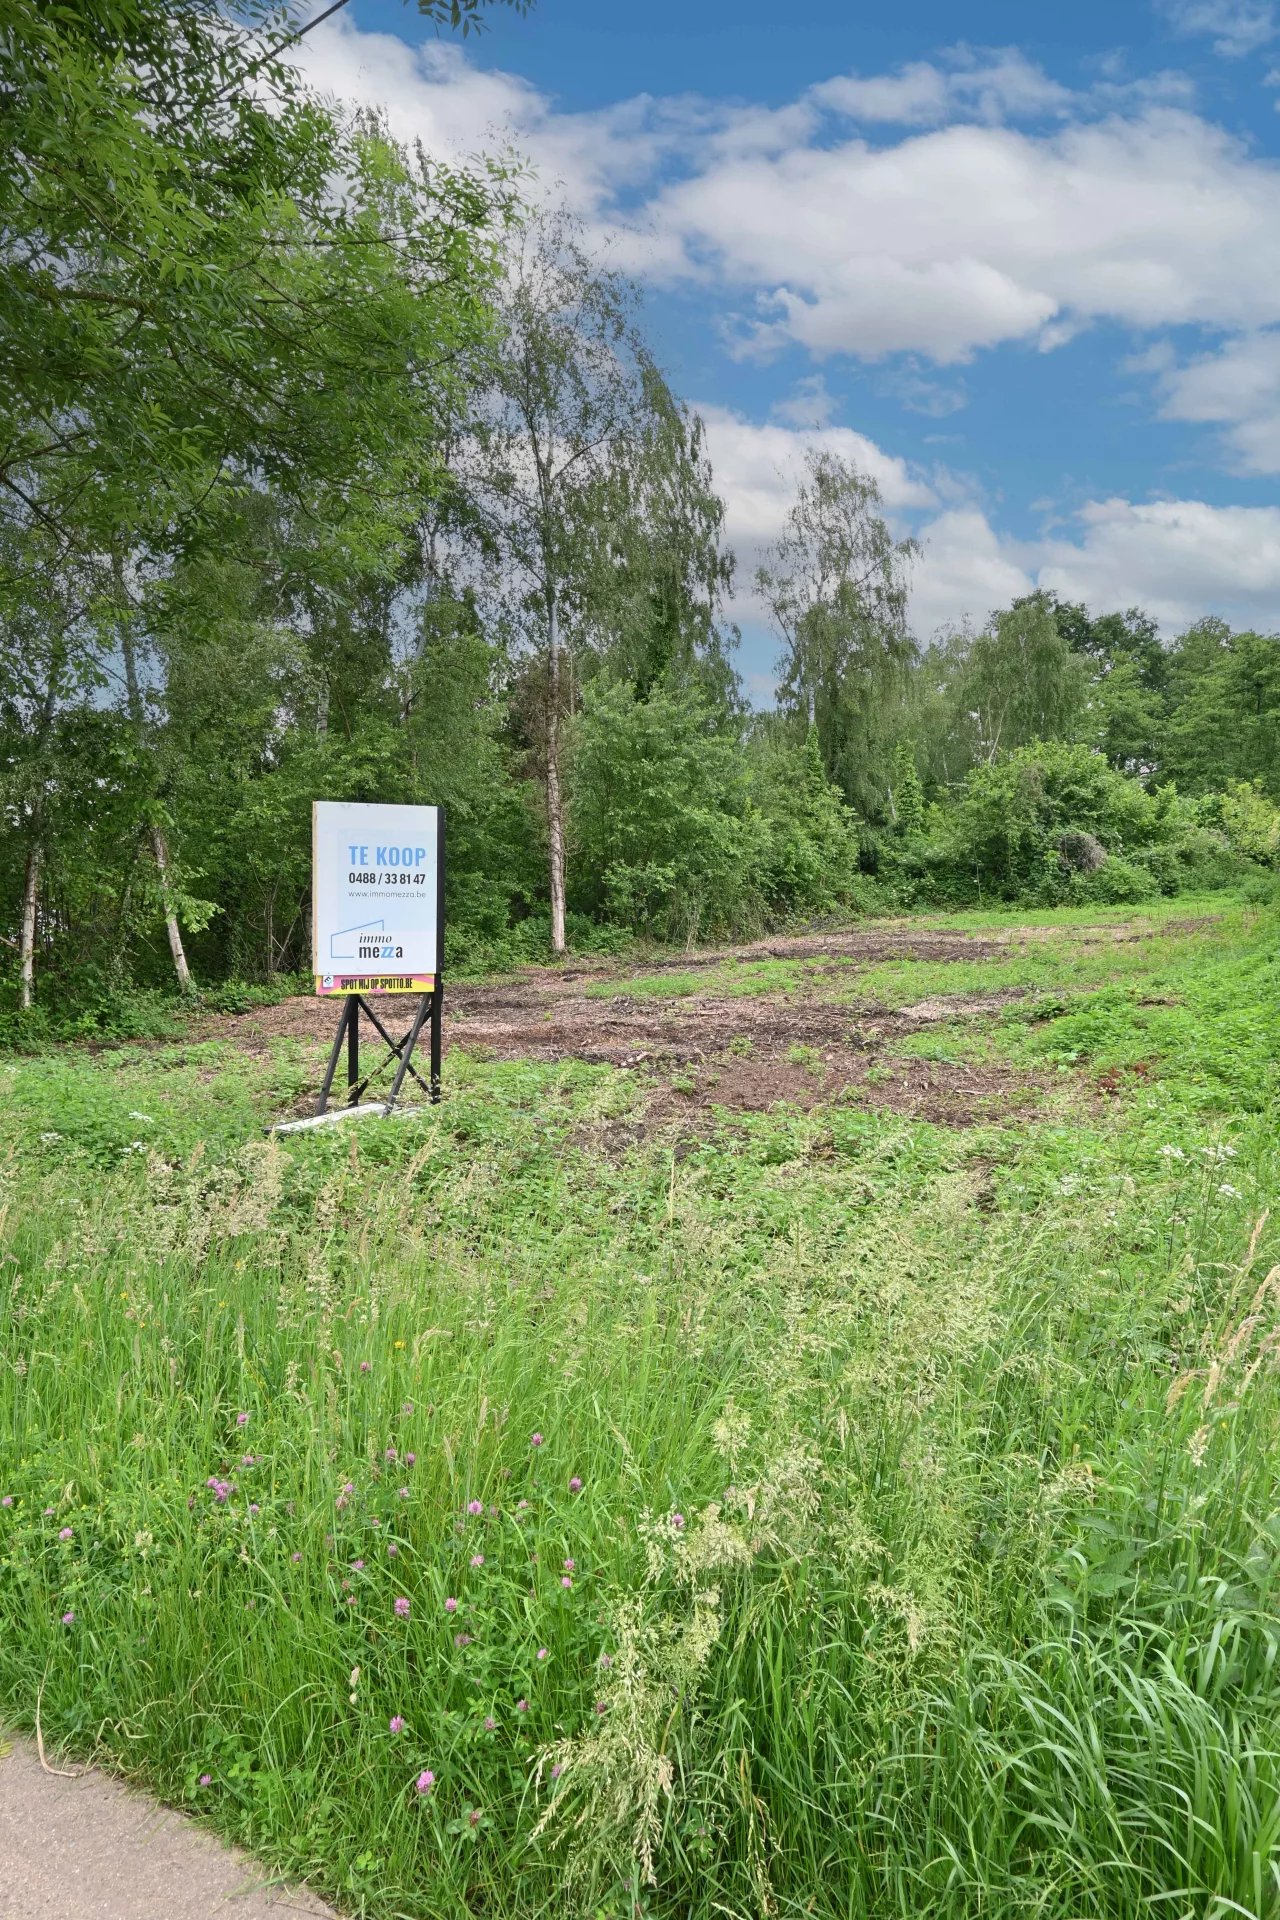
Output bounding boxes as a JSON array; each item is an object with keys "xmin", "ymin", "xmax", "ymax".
[
  {"xmin": 477, "ymin": 212, "xmax": 669, "ymax": 954},
  {"xmin": 756, "ymin": 452, "xmax": 918, "ymax": 814}
]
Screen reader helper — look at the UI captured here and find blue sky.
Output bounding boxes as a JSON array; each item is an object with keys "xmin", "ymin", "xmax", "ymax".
[{"xmin": 303, "ymin": 0, "xmax": 1280, "ymax": 694}]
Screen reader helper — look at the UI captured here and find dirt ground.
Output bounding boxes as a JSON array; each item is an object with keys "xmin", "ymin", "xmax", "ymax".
[{"xmin": 177, "ymin": 917, "xmax": 1173, "ymax": 1128}]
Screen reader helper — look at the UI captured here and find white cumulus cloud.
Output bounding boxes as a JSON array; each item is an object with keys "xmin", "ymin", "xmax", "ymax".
[
  {"xmin": 653, "ymin": 110, "xmax": 1280, "ymax": 364},
  {"xmin": 1158, "ymin": 0, "xmax": 1279, "ymax": 58},
  {"xmin": 1154, "ymin": 330, "xmax": 1280, "ymax": 470},
  {"xmin": 1038, "ymin": 496, "xmax": 1280, "ymax": 629}
]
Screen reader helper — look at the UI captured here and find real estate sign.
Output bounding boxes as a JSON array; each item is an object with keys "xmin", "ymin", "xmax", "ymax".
[{"xmin": 312, "ymin": 802, "xmax": 443, "ymax": 996}]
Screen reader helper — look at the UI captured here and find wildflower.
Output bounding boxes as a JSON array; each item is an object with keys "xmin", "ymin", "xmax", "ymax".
[
  {"xmin": 199, "ymin": 1774, "xmax": 212, "ymax": 1787},
  {"xmin": 394, "ymin": 1596, "xmax": 410, "ymax": 1618},
  {"xmin": 1, "ymin": 1496, "xmax": 10, "ymax": 1508},
  {"xmin": 563, "ymin": 1558, "xmax": 575, "ymax": 1571},
  {"xmin": 394, "ymin": 1340, "xmax": 405, "ymax": 1351},
  {"xmin": 561, "ymin": 1575, "xmax": 572, "ymax": 1589},
  {"xmin": 360, "ymin": 1362, "xmax": 371, "ymax": 1374},
  {"xmin": 58, "ymin": 1527, "xmax": 73, "ymax": 1541},
  {"xmin": 594, "ymin": 1700, "xmax": 607, "ymax": 1715},
  {"xmin": 454, "ymin": 1632, "xmax": 473, "ymax": 1648},
  {"xmin": 516, "ymin": 1500, "xmax": 529, "ymax": 1512},
  {"xmin": 248, "ymin": 1503, "xmax": 260, "ymax": 1516},
  {"xmin": 483, "ymin": 1716, "xmax": 496, "ymax": 1731},
  {"xmin": 236, "ymin": 1412, "xmax": 249, "ymax": 1428},
  {"xmin": 536, "ymin": 1647, "xmax": 548, "ymax": 1661},
  {"xmin": 1159, "ymin": 1145, "xmax": 1185, "ymax": 1161},
  {"xmin": 468, "ymin": 1808, "xmax": 483, "ymax": 1828},
  {"xmin": 405, "ymin": 1452, "xmax": 416, "ymax": 1467},
  {"xmin": 388, "ymin": 1543, "xmax": 398, "ymax": 1557},
  {"xmin": 671, "ymin": 1512, "xmax": 686, "ymax": 1531},
  {"xmin": 398, "ymin": 1487, "xmax": 410, "ymax": 1500},
  {"xmin": 241, "ymin": 1454, "xmax": 255, "ymax": 1467},
  {"xmin": 444, "ymin": 1596, "xmax": 458, "ymax": 1613},
  {"xmin": 1219, "ymin": 1182, "xmax": 1242, "ymax": 1198},
  {"xmin": 530, "ymin": 1432, "xmax": 544, "ymax": 1448},
  {"xmin": 550, "ymin": 1764, "xmax": 562, "ymax": 1780},
  {"xmin": 351, "ymin": 1559, "xmax": 365, "ymax": 1572},
  {"xmin": 467, "ymin": 1499, "xmax": 483, "ymax": 1516},
  {"xmin": 291, "ymin": 1552, "xmax": 302, "ymax": 1564},
  {"xmin": 386, "ymin": 1447, "xmax": 397, "ymax": 1463},
  {"xmin": 569, "ymin": 1476, "xmax": 582, "ymax": 1493},
  {"xmin": 470, "ymin": 1553, "xmax": 484, "ymax": 1567},
  {"xmin": 43, "ymin": 1507, "xmax": 54, "ymax": 1517},
  {"xmin": 599, "ymin": 1652, "xmax": 613, "ymax": 1669},
  {"xmin": 516, "ymin": 1699, "xmax": 529, "ymax": 1713},
  {"xmin": 415, "ymin": 1770, "xmax": 435, "ymax": 1796},
  {"xmin": 389, "ymin": 1716, "xmax": 405, "ymax": 1734},
  {"xmin": 61, "ymin": 1610, "xmax": 75, "ymax": 1625}
]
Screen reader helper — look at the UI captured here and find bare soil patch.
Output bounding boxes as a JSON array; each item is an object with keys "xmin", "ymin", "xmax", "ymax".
[{"xmin": 186, "ymin": 920, "xmax": 1082, "ymax": 1127}]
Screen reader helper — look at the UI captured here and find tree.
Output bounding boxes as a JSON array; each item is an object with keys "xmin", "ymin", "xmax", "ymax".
[
  {"xmin": 756, "ymin": 452, "xmax": 918, "ymax": 817},
  {"xmin": 888, "ymin": 739, "xmax": 925, "ymax": 837},
  {"xmin": 1, "ymin": 0, "xmax": 508, "ymax": 997},
  {"xmin": 959, "ymin": 592, "xmax": 1088, "ymax": 762},
  {"xmin": 472, "ymin": 211, "xmax": 691, "ymax": 953},
  {"xmin": 1162, "ymin": 621, "xmax": 1280, "ymax": 798},
  {"xmin": 1051, "ymin": 599, "xmax": 1166, "ymax": 772},
  {"xmin": 0, "ymin": 3, "xmax": 506, "ymax": 582},
  {"xmin": 575, "ymin": 377, "xmax": 739, "ymax": 708}
]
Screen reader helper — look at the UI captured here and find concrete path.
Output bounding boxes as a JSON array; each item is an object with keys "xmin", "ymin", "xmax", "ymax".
[{"xmin": 0, "ymin": 1737, "xmax": 340, "ymax": 1919}]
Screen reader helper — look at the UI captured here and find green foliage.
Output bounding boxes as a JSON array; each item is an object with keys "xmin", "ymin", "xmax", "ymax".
[
  {"xmin": 1, "ymin": 907, "xmax": 1278, "ymax": 1915},
  {"xmin": 570, "ymin": 687, "xmax": 861, "ymax": 941},
  {"xmin": 3, "ymin": 0, "xmax": 1280, "ymax": 1040},
  {"xmin": 945, "ymin": 740, "xmax": 1158, "ymax": 898},
  {"xmin": 889, "ymin": 739, "xmax": 925, "ymax": 836},
  {"xmin": 1162, "ymin": 623, "xmax": 1280, "ymax": 799},
  {"xmin": 756, "ymin": 451, "xmax": 917, "ymax": 815}
]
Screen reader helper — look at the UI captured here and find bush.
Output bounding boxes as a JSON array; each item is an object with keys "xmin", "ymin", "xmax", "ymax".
[
  {"xmin": 1134, "ymin": 827, "xmax": 1251, "ymax": 897},
  {"xmin": 1063, "ymin": 854, "xmax": 1160, "ymax": 905},
  {"xmin": 570, "ymin": 685, "xmax": 862, "ymax": 941}
]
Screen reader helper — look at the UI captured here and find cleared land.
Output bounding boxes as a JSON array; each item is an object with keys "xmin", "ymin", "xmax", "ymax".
[{"xmin": 1, "ymin": 896, "xmax": 1278, "ymax": 1919}]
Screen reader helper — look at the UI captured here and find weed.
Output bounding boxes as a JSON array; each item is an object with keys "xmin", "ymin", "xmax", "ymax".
[{"xmin": 0, "ymin": 902, "xmax": 1277, "ymax": 1917}]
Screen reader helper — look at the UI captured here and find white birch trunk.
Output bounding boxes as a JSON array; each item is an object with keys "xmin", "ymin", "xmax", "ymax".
[
  {"xmin": 150, "ymin": 824, "xmax": 193, "ymax": 994},
  {"xmin": 18, "ymin": 839, "xmax": 40, "ymax": 1012},
  {"xmin": 546, "ymin": 594, "xmax": 567, "ymax": 956}
]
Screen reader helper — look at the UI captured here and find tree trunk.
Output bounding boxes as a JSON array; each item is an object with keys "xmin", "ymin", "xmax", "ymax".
[
  {"xmin": 150, "ymin": 824, "xmax": 193, "ymax": 994},
  {"xmin": 18, "ymin": 838, "xmax": 40, "ymax": 1013},
  {"xmin": 546, "ymin": 594, "xmax": 567, "ymax": 956},
  {"xmin": 113, "ymin": 548, "xmax": 195, "ymax": 995}
]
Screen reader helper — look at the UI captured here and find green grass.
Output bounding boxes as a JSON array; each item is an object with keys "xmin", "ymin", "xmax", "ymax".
[{"xmin": 1, "ymin": 904, "xmax": 1279, "ymax": 1917}]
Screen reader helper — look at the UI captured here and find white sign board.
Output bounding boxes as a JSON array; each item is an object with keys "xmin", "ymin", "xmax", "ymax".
[{"xmin": 312, "ymin": 802, "xmax": 442, "ymax": 996}]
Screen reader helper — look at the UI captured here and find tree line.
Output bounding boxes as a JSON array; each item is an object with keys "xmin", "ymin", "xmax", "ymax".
[{"xmin": 2, "ymin": 0, "xmax": 1278, "ymax": 1034}]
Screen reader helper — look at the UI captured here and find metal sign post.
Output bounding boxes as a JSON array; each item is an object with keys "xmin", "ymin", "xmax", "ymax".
[{"xmin": 309, "ymin": 803, "xmax": 445, "ymax": 1117}]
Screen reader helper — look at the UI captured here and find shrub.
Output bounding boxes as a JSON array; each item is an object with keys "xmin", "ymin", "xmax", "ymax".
[
  {"xmin": 570, "ymin": 686, "xmax": 861, "ymax": 941},
  {"xmin": 1064, "ymin": 854, "xmax": 1160, "ymax": 905}
]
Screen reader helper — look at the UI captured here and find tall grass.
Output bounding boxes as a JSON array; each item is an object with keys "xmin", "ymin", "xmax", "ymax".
[{"xmin": 0, "ymin": 906, "xmax": 1277, "ymax": 1917}]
